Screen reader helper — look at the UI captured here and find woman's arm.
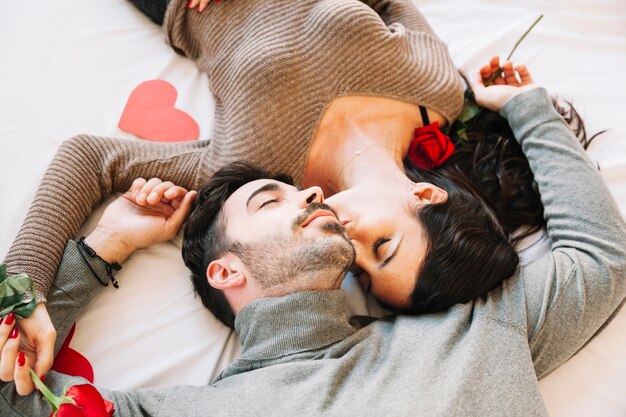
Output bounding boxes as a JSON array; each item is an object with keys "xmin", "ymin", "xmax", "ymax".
[
  {"xmin": 5, "ymin": 134, "xmax": 211, "ymax": 302},
  {"xmin": 360, "ymin": 0, "xmax": 436, "ymax": 34},
  {"xmin": 2, "ymin": 135, "xmax": 210, "ymax": 394},
  {"xmin": 475, "ymin": 61, "xmax": 626, "ymax": 378},
  {"xmin": 0, "ymin": 185, "xmax": 198, "ymax": 414},
  {"xmin": 1, "ymin": 180, "xmax": 196, "ymax": 396}
]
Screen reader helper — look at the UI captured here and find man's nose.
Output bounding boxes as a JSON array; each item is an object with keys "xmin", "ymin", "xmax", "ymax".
[{"xmin": 299, "ymin": 186, "xmax": 324, "ymax": 206}]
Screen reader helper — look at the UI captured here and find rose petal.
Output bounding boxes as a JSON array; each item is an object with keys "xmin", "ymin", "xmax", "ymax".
[
  {"xmin": 55, "ymin": 403, "xmax": 87, "ymax": 417},
  {"xmin": 408, "ymin": 121, "xmax": 454, "ymax": 170},
  {"xmin": 62, "ymin": 385, "xmax": 113, "ymax": 417}
]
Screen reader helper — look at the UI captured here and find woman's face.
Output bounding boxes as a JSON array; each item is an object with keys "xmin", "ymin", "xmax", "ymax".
[{"xmin": 325, "ymin": 181, "xmax": 446, "ymax": 309}]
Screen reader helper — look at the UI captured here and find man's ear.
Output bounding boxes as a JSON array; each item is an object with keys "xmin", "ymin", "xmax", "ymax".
[
  {"xmin": 206, "ymin": 255, "xmax": 247, "ymax": 290},
  {"xmin": 411, "ymin": 182, "xmax": 448, "ymax": 205}
]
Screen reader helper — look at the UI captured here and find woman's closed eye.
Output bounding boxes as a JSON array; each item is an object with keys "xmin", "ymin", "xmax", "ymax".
[{"xmin": 373, "ymin": 237, "xmax": 391, "ymax": 257}]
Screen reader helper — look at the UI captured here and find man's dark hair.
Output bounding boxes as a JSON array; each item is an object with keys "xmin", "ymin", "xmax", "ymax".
[{"xmin": 182, "ymin": 162, "xmax": 293, "ymax": 329}]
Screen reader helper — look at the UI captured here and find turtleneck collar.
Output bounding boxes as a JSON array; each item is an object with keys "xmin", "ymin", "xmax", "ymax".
[{"xmin": 218, "ymin": 290, "xmax": 357, "ymax": 380}]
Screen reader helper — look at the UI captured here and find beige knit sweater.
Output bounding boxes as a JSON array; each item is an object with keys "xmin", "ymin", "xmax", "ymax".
[{"xmin": 5, "ymin": 0, "xmax": 463, "ymax": 301}]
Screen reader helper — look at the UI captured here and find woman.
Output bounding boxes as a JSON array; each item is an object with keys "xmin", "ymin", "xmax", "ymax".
[
  {"xmin": 3, "ymin": 63, "xmax": 626, "ymax": 412},
  {"xmin": 0, "ymin": 0, "xmax": 579, "ymax": 388}
]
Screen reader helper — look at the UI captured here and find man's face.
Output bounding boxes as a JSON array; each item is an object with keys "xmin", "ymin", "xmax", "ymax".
[{"xmin": 222, "ymin": 180, "xmax": 355, "ymax": 295}]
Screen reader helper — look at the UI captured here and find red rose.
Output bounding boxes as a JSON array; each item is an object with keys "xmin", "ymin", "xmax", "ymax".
[
  {"xmin": 30, "ymin": 368, "xmax": 114, "ymax": 417},
  {"xmin": 52, "ymin": 384, "xmax": 114, "ymax": 417},
  {"xmin": 407, "ymin": 121, "xmax": 455, "ymax": 169}
]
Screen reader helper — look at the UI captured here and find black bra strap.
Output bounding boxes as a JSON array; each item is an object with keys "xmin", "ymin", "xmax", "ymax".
[{"xmin": 419, "ymin": 105, "xmax": 430, "ymax": 126}]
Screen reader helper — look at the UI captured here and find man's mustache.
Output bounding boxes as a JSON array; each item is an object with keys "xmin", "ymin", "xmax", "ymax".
[{"xmin": 293, "ymin": 202, "xmax": 340, "ymax": 229}]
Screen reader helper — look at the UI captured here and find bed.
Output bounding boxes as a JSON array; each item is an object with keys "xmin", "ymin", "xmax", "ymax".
[{"xmin": 1, "ymin": 0, "xmax": 625, "ymax": 415}]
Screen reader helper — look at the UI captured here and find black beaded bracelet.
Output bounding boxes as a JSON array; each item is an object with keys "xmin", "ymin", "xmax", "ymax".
[{"xmin": 76, "ymin": 237, "xmax": 122, "ymax": 288}]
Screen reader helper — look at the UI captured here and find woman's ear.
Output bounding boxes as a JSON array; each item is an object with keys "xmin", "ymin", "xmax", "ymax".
[
  {"xmin": 411, "ymin": 182, "xmax": 448, "ymax": 205},
  {"xmin": 206, "ymin": 255, "xmax": 247, "ymax": 290}
]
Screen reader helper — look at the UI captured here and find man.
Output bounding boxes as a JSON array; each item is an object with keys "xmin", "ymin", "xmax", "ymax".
[{"xmin": 3, "ymin": 79, "xmax": 626, "ymax": 417}]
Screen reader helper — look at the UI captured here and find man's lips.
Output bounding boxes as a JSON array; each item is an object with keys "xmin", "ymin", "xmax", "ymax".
[{"xmin": 301, "ymin": 209, "xmax": 338, "ymax": 227}]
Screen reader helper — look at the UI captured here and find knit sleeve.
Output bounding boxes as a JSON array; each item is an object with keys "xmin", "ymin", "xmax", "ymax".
[
  {"xmin": 360, "ymin": 0, "xmax": 436, "ymax": 34},
  {"xmin": 1, "ymin": 369, "xmax": 222, "ymax": 417},
  {"xmin": 4, "ymin": 134, "xmax": 212, "ymax": 302},
  {"xmin": 500, "ymin": 88, "xmax": 626, "ymax": 378}
]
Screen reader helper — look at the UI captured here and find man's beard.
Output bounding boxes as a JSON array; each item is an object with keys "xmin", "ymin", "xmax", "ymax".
[{"xmin": 229, "ymin": 204, "xmax": 355, "ymax": 293}]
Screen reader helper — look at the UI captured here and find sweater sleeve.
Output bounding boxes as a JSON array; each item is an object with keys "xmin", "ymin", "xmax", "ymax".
[
  {"xmin": 500, "ymin": 88, "xmax": 626, "ymax": 378},
  {"xmin": 0, "ymin": 243, "xmax": 215, "ymax": 416},
  {"xmin": 4, "ymin": 134, "xmax": 212, "ymax": 303},
  {"xmin": 0, "ymin": 369, "xmax": 221, "ymax": 417},
  {"xmin": 360, "ymin": 0, "xmax": 436, "ymax": 34}
]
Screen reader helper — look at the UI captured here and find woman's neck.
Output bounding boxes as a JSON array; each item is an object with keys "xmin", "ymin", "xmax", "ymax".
[{"xmin": 303, "ymin": 97, "xmax": 420, "ymax": 195}]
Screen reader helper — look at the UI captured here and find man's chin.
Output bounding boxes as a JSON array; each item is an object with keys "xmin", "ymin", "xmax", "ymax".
[{"xmin": 319, "ymin": 218, "xmax": 349, "ymax": 237}]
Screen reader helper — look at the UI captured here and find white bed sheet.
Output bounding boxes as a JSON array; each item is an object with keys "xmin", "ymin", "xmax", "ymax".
[{"xmin": 1, "ymin": 0, "xmax": 625, "ymax": 415}]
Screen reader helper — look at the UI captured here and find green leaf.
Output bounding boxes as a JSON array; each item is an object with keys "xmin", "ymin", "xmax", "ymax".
[
  {"xmin": 459, "ymin": 100, "xmax": 480, "ymax": 123},
  {"xmin": 0, "ymin": 263, "xmax": 7, "ymax": 282},
  {"xmin": 0, "ymin": 263, "xmax": 37, "ymax": 318}
]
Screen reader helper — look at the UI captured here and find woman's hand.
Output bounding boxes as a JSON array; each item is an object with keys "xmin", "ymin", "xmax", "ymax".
[
  {"xmin": 2, "ymin": 179, "xmax": 196, "ymax": 397},
  {"xmin": 187, "ymin": 0, "xmax": 225, "ymax": 13},
  {"xmin": 470, "ymin": 56, "xmax": 539, "ymax": 112},
  {"xmin": 89, "ymin": 178, "xmax": 198, "ymax": 264},
  {"xmin": 0, "ymin": 304, "xmax": 55, "ymax": 396}
]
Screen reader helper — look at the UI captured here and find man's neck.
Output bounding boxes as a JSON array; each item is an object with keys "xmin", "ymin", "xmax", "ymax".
[{"xmin": 219, "ymin": 290, "xmax": 357, "ymax": 380}]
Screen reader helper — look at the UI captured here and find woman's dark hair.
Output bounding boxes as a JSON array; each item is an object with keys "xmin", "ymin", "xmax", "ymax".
[
  {"xmin": 404, "ymin": 97, "xmax": 601, "ymax": 313},
  {"xmin": 182, "ymin": 162, "xmax": 293, "ymax": 329}
]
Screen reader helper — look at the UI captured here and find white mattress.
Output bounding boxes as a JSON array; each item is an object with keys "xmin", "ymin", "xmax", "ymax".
[{"xmin": 1, "ymin": 1, "xmax": 625, "ymax": 415}]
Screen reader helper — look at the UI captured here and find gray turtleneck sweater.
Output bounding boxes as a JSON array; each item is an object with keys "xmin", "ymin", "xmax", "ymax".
[{"xmin": 2, "ymin": 89, "xmax": 625, "ymax": 417}]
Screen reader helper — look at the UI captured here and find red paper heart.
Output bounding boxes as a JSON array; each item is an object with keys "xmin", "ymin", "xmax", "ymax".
[
  {"xmin": 118, "ymin": 80, "xmax": 199, "ymax": 142},
  {"xmin": 52, "ymin": 323, "xmax": 94, "ymax": 383}
]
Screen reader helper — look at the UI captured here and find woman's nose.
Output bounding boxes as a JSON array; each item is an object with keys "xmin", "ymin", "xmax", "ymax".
[
  {"xmin": 299, "ymin": 186, "xmax": 324, "ymax": 206},
  {"xmin": 350, "ymin": 240, "xmax": 369, "ymax": 273}
]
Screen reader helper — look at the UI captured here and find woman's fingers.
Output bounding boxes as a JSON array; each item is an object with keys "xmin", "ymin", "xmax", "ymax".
[
  {"xmin": 32, "ymin": 329, "xmax": 55, "ymax": 384},
  {"xmin": 0, "ymin": 320, "xmax": 19, "ymax": 382},
  {"xmin": 130, "ymin": 178, "xmax": 147, "ymax": 199},
  {"xmin": 516, "ymin": 65, "xmax": 534, "ymax": 85},
  {"xmin": 146, "ymin": 181, "xmax": 174, "ymax": 204},
  {"xmin": 479, "ymin": 56, "xmax": 506, "ymax": 85},
  {"xmin": 162, "ymin": 185, "xmax": 188, "ymax": 202},
  {"xmin": 14, "ymin": 352, "xmax": 34, "ymax": 396},
  {"xmin": 188, "ymin": 0, "xmax": 217, "ymax": 12},
  {"xmin": 199, "ymin": 0, "xmax": 212, "ymax": 12},
  {"xmin": 0, "ymin": 313, "xmax": 15, "ymax": 346},
  {"xmin": 135, "ymin": 179, "xmax": 189, "ymax": 206},
  {"xmin": 479, "ymin": 64, "xmax": 492, "ymax": 80},
  {"xmin": 490, "ymin": 56, "xmax": 500, "ymax": 71},
  {"xmin": 479, "ymin": 56, "xmax": 533, "ymax": 87},
  {"xmin": 480, "ymin": 56, "xmax": 500, "ymax": 80},
  {"xmin": 136, "ymin": 178, "xmax": 163, "ymax": 205},
  {"xmin": 0, "ymin": 313, "xmax": 17, "ymax": 372},
  {"xmin": 503, "ymin": 61, "xmax": 520, "ymax": 85}
]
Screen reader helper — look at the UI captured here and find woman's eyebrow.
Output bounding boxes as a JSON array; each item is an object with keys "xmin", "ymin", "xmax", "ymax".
[
  {"xmin": 246, "ymin": 182, "xmax": 281, "ymax": 209},
  {"xmin": 380, "ymin": 236, "xmax": 403, "ymax": 269}
]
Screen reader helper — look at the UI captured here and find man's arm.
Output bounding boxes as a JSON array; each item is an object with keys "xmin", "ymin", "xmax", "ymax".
[
  {"xmin": 473, "ymin": 59, "xmax": 626, "ymax": 378},
  {"xmin": 0, "ymin": 179, "xmax": 196, "ymax": 397},
  {"xmin": 503, "ymin": 88, "xmax": 626, "ymax": 377},
  {"xmin": 2, "ymin": 369, "xmax": 221, "ymax": 417}
]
